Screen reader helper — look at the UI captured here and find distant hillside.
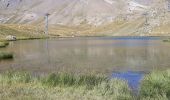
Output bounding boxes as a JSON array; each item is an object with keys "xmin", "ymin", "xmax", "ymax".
[
  {"xmin": 0, "ymin": 0, "xmax": 170, "ymax": 36},
  {"xmin": 0, "ymin": 0, "xmax": 148, "ymax": 25}
]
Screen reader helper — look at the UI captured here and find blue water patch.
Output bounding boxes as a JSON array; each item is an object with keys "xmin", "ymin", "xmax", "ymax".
[
  {"xmin": 100, "ymin": 36, "xmax": 160, "ymax": 40},
  {"xmin": 112, "ymin": 71, "xmax": 144, "ymax": 92}
]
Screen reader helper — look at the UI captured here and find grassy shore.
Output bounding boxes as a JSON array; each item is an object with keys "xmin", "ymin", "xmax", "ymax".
[
  {"xmin": 0, "ymin": 71, "xmax": 133, "ymax": 100},
  {"xmin": 0, "ymin": 51, "xmax": 13, "ymax": 60},
  {"xmin": 140, "ymin": 70, "xmax": 170, "ymax": 100},
  {"xmin": 0, "ymin": 41, "xmax": 9, "ymax": 48},
  {"xmin": 0, "ymin": 70, "xmax": 170, "ymax": 100},
  {"xmin": 163, "ymin": 39, "xmax": 170, "ymax": 42},
  {"xmin": 0, "ymin": 41, "xmax": 13, "ymax": 60}
]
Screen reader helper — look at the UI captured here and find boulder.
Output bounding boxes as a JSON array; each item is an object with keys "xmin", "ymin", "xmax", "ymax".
[{"xmin": 5, "ymin": 35, "xmax": 17, "ymax": 41}]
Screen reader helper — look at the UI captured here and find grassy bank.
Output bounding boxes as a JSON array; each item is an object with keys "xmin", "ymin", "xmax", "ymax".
[
  {"xmin": 0, "ymin": 52, "xmax": 13, "ymax": 60},
  {"xmin": 0, "ymin": 41, "xmax": 9, "ymax": 48},
  {"xmin": 140, "ymin": 70, "xmax": 170, "ymax": 100},
  {"xmin": 0, "ymin": 40, "xmax": 13, "ymax": 60},
  {"xmin": 0, "ymin": 71, "xmax": 133, "ymax": 100},
  {"xmin": 0, "ymin": 70, "xmax": 170, "ymax": 100},
  {"xmin": 163, "ymin": 39, "xmax": 170, "ymax": 42}
]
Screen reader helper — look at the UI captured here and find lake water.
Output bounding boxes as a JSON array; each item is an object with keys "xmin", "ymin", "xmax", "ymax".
[
  {"xmin": 112, "ymin": 71, "xmax": 144, "ymax": 93},
  {"xmin": 0, "ymin": 37, "xmax": 170, "ymax": 75}
]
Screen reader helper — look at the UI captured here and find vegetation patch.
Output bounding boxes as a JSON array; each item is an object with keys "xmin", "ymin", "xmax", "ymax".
[
  {"xmin": 163, "ymin": 39, "xmax": 170, "ymax": 42},
  {"xmin": 0, "ymin": 41, "xmax": 9, "ymax": 48},
  {"xmin": 140, "ymin": 70, "xmax": 170, "ymax": 100},
  {"xmin": 1, "ymin": 70, "xmax": 170, "ymax": 99},
  {"xmin": 0, "ymin": 71, "xmax": 133, "ymax": 100},
  {"xmin": 17, "ymin": 36, "xmax": 49, "ymax": 40},
  {"xmin": 41, "ymin": 73, "xmax": 111, "ymax": 90},
  {"xmin": 0, "ymin": 52, "xmax": 13, "ymax": 60}
]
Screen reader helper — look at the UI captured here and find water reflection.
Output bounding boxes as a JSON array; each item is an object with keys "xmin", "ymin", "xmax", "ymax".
[
  {"xmin": 0, "ymin": 37, "xmax": 170, "ymax": 74},
  {"xmin": 112, "ymin": 71, "xmax": 144, "ymax": 92}
]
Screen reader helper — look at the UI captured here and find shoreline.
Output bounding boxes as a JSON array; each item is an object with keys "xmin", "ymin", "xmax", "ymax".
[{"xmin": 0, "ymin": 70, "xmax": 169, "ymax": 100}]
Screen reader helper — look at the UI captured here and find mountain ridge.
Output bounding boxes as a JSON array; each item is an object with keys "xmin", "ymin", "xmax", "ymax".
[
  {"xmin": 0, "ymin": 0, "xmax": 170, "ymax": 36},
  {"xmin": 0, "ymin": 0, "xmax": 150, "ymax": 25}
]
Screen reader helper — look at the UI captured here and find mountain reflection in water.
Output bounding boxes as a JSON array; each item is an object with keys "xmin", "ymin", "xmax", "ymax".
[{"xmin": 0, "ymin": 37, "xmax": 170, "ymax": 74}]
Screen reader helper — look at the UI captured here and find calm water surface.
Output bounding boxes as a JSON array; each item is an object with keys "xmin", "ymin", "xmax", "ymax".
[{"xmin": 0, "ymin": 37, "xmax": 170, "ymax": 74}]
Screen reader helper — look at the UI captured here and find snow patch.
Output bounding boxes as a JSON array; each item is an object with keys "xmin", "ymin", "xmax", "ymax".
[
  {"xmin": 128, "ymin": 1, "xmax": 147, "ymax": 11},
  {"xmin": 103, "ymin": 0, "xmax": 114, "ymax": 5}
]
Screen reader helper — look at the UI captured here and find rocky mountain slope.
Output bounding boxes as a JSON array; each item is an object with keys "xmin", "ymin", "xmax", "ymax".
[{"xmin": 0, "ymin": 0, "xmax": 170, "ymax": 36}]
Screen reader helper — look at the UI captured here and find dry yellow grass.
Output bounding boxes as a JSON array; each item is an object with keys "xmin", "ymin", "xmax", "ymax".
[
  {"xmin": 1, "ymin": 18, "xmax": 170, "ymax": 39},
  {"xmin": 0, "ymin": 72, "xmax": 133, "ymax": 100},
  {"xmin": 0, "ymin": 24, "xmax": 48, "ymax": 40},
  {"xmin": 151, "ymin": 23, "xmax": 170, "ymax": 36}
]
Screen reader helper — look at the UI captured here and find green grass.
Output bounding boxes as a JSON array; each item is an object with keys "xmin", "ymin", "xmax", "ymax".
[
  {"xmin": 0, "ymin": 71, "xmax": 133, "ymax": 100},
  {"xmin": 163, "ymin": 39, "xmax": 170, "ymax": 42},
  {"xmin": 1, "ymin": 70, "xmax": 170, "ymax": 100},
  {"xmin": 41, "ymin": 73, "xmax": 108, "ymax": 88},
  {"xmin": 0, "ymin": 52, "xmax": 13, "ymax": 60},
  {"xmin": 140, "ymin": 70, "xmax": 170, "ymax": 100},
  {"xmin": 17, "ymin": 36, "xmax": 48, "ymax": 40},
  {"xmin": 0, "ymin": 41, "xmax": 9, "ymax": 48}
]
